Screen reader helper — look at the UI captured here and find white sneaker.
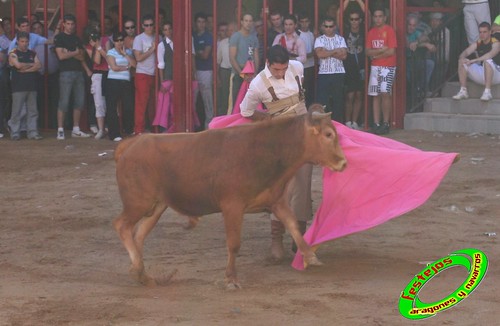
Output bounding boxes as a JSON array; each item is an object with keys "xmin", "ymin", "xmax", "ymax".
[
  {"xmin": 113, "ymin": 137, "xmax": 123, "ymax": 142},
  {"xmin": 57, "ymin": 130, "xmax": 65, "ymax": 140},
  {"xmin": 90, "ymin": 125, "xmax": 99, "ymax": 134},
  {"xmin": 95, "ymin": 130, "xmax": 105, "ymax": 140},
  {"xmin": 351, "ymin": 121, "xmax": 360, "ymax": 130},
  {"xmin": 480, "ymin": 90, "xmax": 492, "ymax": 101},
  {"xmin": 345, "ymin": 121, "xmax": 352, "ymax": 128},
  {"xmin": 452, "ymin": 89, "xmax": 469, "ymax": 100},
  {"xmin": 72, "ymin": 130, "xmax": 91, "ymax": 138},
  {"xmin": 0, "ymin": 132, "xmax": 4, "ymax": 138}
]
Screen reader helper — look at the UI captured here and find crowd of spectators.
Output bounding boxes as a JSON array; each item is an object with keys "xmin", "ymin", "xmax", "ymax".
[{"xmin": 0, "ymin": 0, "xmax": 497, "ymax": 140}]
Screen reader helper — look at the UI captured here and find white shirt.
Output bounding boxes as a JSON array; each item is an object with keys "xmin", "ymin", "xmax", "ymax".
[
  {"xmin": 314, "ymin": 34, "xmax": 346, "ymax": 74},
  {"xmin": 217, "ymin": 37, "xmax": 232, "ymax": 69},
  {"xmin": 240, "ymin": 60, "xmax": 304, "ymax": 117},
  {"xmin": 157, "ymin": 36, "xmax": 173, "ymax": 70},
  {"xmin": 298, "ymin": 29, "xmax": 315, "ymax": 68},
  {"xmin": 133, "ymin": 32, "xmax": 156, "ymax": 75}
]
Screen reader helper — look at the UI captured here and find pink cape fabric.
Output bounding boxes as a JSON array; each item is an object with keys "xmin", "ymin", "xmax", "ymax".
[
  {"xmin": 153, "ymin": 80, "xmax": 200, "ymax": 132},
  {"xmin": 209, "ymin": 115, "xmax": 458, "ymax": 271},
  {"xmin": 229, "ymin": 60, "xmax": 264, "ymax": 115}
]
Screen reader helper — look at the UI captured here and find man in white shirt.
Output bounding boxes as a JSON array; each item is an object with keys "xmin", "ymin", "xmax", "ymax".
[
  {"xmin": 314, "ymin": 17, "xmax": 347, "ymax": 123},
  {"xmin": 298, "ymin": 13, "xmax": 315, "ymax": 107},
  {"xmin": 240, "ymin": 45, "xmax": 312, "ymax": 260},
  {"xmin": 217, "ymin": 22, "xmax": 236, "ymax": 115}
]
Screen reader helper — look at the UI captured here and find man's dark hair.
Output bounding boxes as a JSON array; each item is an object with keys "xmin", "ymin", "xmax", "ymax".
[
  {"xmin": 123, "ymin": 17, "xmax": 136, "ymax": 27},
  {"xmin": 298, "ymin": 13, "xmax": 310, "ymax": 21},
  {"xmin": 31, "ymin": 21, "xmax": 43, "ymax": 29},
  {"xmin": 372, "ymin": 8, "xmax": 386, "ymax": 17},
  {"xmin": 269, "ymin": 11, "xmax": 282, "ymax": 18},
  {"xmin": 267, "ymin": 44, "xmax": 289, "ymax": 65},
  {"xmin": 142, "ymin": 14, "xmax": 154, "ymax": 23},
  {"xmin": 479, "ymin": 21, "xmax": 491, "ymax": 30},
  {"xmin": 323, "ymin": 16, "xmax": 335, "ymax": 26},
  {"xmin": 283, "ymin": 14, "xmax": 297, "ymax": 25},
  {"xmin": 194, "ymin": 12, "xmax": 207, "ymax": 21},
  {"xmin": 16, "ymin": 31, "xmax": 30, "ymax": 41},
  {"xmin": 63, "ymin": 14, "xmax": 76, "ymax": 23},
  {"xmin": 217, "ymin": 21, "xmax": 228, "ymax": 28},
  {"xmin": 16, "ymin": 17, "xmax": 29, "ymax": 26}
]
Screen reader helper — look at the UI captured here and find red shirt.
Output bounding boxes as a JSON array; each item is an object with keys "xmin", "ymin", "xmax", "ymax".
[{"xmin": 366, "ymin": 24, "xmax": 397, "ymax": 67}]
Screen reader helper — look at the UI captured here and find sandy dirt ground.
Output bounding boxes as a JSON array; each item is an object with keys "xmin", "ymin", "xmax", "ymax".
[{"xmin": 0, "ymin": 128, "xmax": 498, "ymax": 326}]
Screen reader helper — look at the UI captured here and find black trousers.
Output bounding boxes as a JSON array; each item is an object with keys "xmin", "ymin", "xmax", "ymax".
[{"xmin": 105, "ymin": 79, "xmax": 134, "ymax": 139}]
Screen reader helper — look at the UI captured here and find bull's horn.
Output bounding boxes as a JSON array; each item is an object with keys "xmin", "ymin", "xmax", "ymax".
[{"xmin": 311, "ymin": 112, "xmax": 332, "ymax": 120}]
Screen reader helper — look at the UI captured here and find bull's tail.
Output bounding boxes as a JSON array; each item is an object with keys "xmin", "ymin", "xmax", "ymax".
[{"xmin": 114, "ymin": 136, "xmax": 141, "ymax": 162}]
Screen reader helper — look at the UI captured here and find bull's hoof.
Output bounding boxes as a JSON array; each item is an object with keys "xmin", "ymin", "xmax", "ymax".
[
  {"xmin": 303, "ymin": 254, "xmax": 324, "ymax": 269},
  {"xmin": 183, "ymin": 216, "xmax": 200, "ymax": 230},
  {"xmin": 129, "ymin": 267, "xmax": 157, "ymax": 287},
  {"xmin": 225, "ymin": 281, "xmax": 242, "ymax": 290}
]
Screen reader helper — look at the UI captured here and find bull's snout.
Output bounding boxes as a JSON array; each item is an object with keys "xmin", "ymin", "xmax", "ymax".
[{"xmin": 334, "ymin": 157, "xmax": 347, "ymax": 172}]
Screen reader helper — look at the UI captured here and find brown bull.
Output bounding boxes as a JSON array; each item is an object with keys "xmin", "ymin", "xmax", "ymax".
[{"xmin": 113, "ymin": 106, "xmax": 347, "ymax": 288}]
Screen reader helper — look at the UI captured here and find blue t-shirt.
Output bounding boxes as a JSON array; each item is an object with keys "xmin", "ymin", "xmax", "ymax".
[
  {"xmin": 106, "ymin": 48, "xmax": 131, "ymax": 81},
  {"xmin": 229, "ymin": 31, "xmax": 259, "ymax": 73},
  {"xmin": 8, "ymin": 33, "xmax": 47, "ymax": 53},
  {"xmin": 193, "ymin": 31, "xmax": 213, "ymax": 71}
]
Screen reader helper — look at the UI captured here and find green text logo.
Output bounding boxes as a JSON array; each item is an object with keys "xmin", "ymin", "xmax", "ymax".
[{"xmin": 399, "ymin": 248, "xmax": 488, "ymax": 320}]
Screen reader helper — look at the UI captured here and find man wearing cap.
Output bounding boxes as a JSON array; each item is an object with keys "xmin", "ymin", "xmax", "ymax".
[{"xmin": 239, "ymin": 45, "xmax": 312, "ymax": 261}]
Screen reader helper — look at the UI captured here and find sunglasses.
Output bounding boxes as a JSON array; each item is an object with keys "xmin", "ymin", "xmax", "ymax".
[
  {"xmin": 114, "ymin": 38, "xmax": 124, "ymax": 42},
  {"xmin": 125, "ymin": 26, "xmax": 135, "ymax": 29},
  {"xmin": 350, "ymin": 18, "xmax": 360, "ymax": 21},
  {"xmin": 323, "ymin": 25, "xmax": 335, "ymax": 28},
  {"xmin": 143, "ymin": 23, "xmax": 154, "ymax": 27}
]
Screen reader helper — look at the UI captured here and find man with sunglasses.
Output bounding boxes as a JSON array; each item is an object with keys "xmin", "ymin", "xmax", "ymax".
[
  {"xmin": 133, "ymin": 14, "xmax": 156, "ymax": 135},
  {"xmin": 343, "ymin": 10, "xmax": 366, "ymax": 130},
  {"xmin": 123, "ymin": 18, "xmax": 136, "ymax": 52},
  {"xmin": 366, "ymin": 8, "xmax": 397, "ymax": 135},
  {"xmin": 314, "ymin": 17, "xmax": 347, "ymax": 123}
]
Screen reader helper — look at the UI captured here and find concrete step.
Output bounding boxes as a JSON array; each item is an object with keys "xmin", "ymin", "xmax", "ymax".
[
  {"xmin": 442, "ymin": 81, "xmax": 500, "ymax": 99},
  {"xmin": 423, "ymin": 98, "xmax": 500, "ymax": 115},
  {"xmin": 404, "ymin": 112, "xmax": 500, "ymax": 134}
]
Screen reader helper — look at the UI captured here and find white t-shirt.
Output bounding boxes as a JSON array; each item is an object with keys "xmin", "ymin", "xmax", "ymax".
[
  {"xmin": 314, "ymin": 34, "xmax": 347, "ymax": 74},
  {"xmin": 298, "ymin": 29, "xmax": 315, "ymax": 68},
  {"xmin": 240, "ymin": 60, "xmax": 304, "ymax": 117},
  {"xmin": 133, "ymin": 32, "xmax": 156, "ymax": 75}
]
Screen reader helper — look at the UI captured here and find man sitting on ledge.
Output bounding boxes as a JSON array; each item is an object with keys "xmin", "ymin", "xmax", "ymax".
[{"xmin": 453, "ymin": 21, "xmax": 500, "ymax": 102}]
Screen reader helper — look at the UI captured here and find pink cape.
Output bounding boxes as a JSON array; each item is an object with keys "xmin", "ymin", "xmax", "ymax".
[
  {"xmin": 209, "ymin": 115, "xmax": 458, "ymax": 270},
  {"xmin": 229, "ymin": 60, "xmax": 264, "ymax": 115},
  {"xmin": 153, "ymin": 80, "xmax": 200, "ymax": 132}
]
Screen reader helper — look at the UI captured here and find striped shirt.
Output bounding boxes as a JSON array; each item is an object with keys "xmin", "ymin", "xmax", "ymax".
[{"xmin": 314, "ymin": 34, "xmax": 347, "ymax": 74}]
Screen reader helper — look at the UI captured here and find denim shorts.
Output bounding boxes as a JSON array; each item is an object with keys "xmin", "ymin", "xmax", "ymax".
[{"xmin": 58, "ymin": 71, "xmax": 85, "ymax": 112}]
